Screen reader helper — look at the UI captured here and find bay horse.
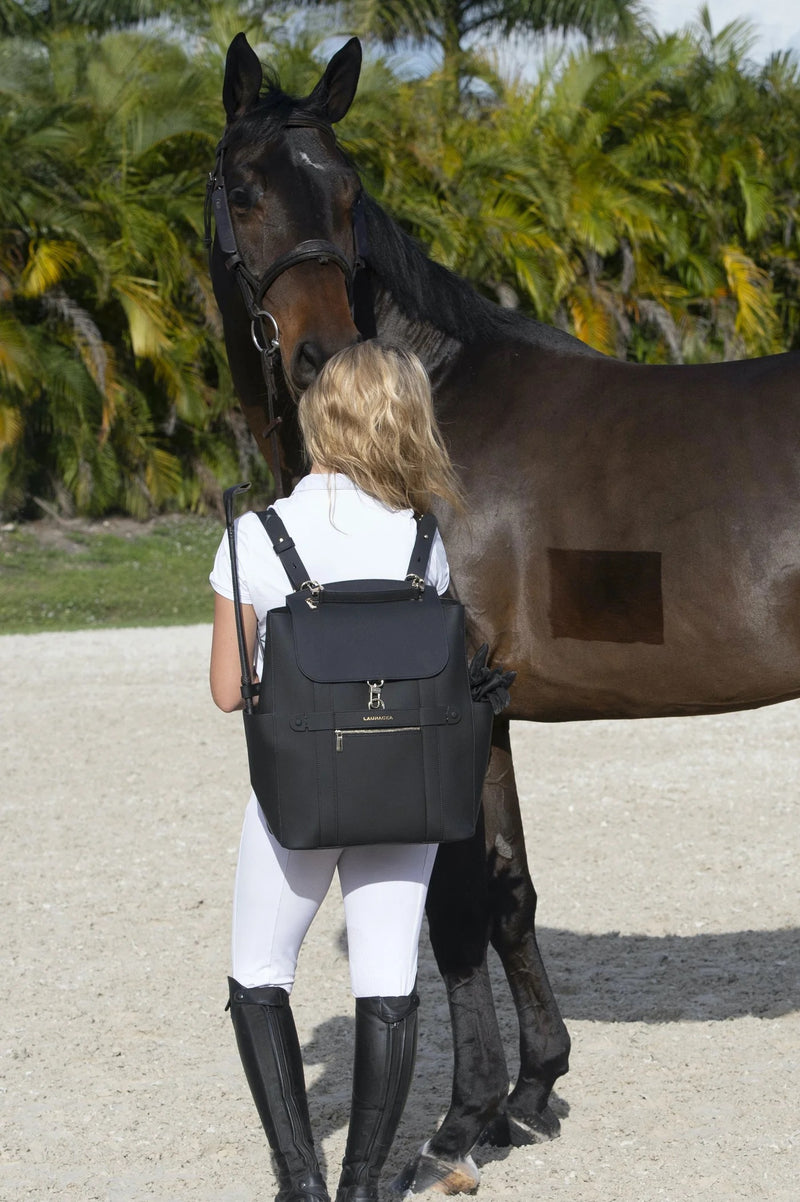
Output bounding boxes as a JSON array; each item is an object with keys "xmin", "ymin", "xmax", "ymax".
[{"xmin": 207, "ymin": 32, "xmax": 800, "ymax": 1196}]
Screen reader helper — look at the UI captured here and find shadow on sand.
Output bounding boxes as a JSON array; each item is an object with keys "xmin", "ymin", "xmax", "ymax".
[
  {"xmin": 299, "ymin": 922, "xmax": 799, "ymax": 1180},
  {"xmin": 535, "ymin": 924, "xmax": 800, "ymax": 1022}
]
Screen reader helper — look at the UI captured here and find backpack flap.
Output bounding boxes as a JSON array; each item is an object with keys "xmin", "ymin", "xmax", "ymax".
[{"xmin": 286, "ymin": 582, "xmax": 450, "ymax": 682}]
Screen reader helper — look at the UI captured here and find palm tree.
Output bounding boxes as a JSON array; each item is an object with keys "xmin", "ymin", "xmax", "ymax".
[
  {"xmin": 340, "ymin": 15, "xmax": 797, "ymax": 362},
  {"xmin": 294, "ymin": 0, "xmax": 644, "ymax": 83},
  {"xmin": 0, "ymin": 0, "xmax": 203, "ymax": 37},
  {"xmin": 620, "ymin": 9, "xmax": 788, "ymax": 359},
  {"xmin": 3, "ymin": 4, "xmax": 798, "ymax": 516},
  {"xmin": 0, "ymin": 20, "xmax": 267, "ymax": 517}
]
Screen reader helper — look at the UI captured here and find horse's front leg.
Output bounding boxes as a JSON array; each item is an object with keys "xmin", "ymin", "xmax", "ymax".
[
  {"xmin": 391, "ymin": 812, "xmax": 509, "ymax": 1196},
  {"xmin": 484, "ymin": 718, "xmax": 570, "ymax": 1142}
]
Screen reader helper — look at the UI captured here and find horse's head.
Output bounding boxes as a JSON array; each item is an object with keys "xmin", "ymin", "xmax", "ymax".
[{"xmin": 208, "ymin": 34, "xmax": 366, "ymax": 480}]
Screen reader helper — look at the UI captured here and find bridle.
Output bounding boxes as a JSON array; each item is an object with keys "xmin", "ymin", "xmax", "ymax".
[{"xmin": 204, "ymin": 113, "xmax": 373, "ymax": 497}]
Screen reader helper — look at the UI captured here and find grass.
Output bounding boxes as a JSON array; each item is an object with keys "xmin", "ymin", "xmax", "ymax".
[{"xmin": 0, "ymin": 515, "xmax": 224, "ymax": 634}]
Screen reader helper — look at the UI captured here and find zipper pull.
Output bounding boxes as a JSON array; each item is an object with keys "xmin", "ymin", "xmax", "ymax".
[{"xmin": 335, "ymin": 730, "xmax": 343, "ymax": 752}]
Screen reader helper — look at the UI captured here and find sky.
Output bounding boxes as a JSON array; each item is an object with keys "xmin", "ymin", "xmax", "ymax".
[
  {"xmin": 473, "ymin": 1, "xmax": 800, "ymax": 84},
  {"xmin": 324, "ymin": 2, "xmax": 800, "ymax": 79},
  {"xmin": 648, "ymin": 1, "xmax": 800, "ymax": 59}
]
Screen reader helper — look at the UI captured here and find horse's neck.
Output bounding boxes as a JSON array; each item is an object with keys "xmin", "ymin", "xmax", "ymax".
[
  {"xmin": 371, "ymin": 285, "xmax": 465, "ymax": 384},
  {"xmin": 364, "ymin": 200, "xmax": 593, "ymax": 383},
  {"xmin": 363, "ymin": 198, "xmax": 490, "ymax": 381}
]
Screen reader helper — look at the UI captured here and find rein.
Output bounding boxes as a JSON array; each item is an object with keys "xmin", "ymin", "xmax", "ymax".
[{"xmin": 204, "ymin": 114, "xmax": 373, "ymax": 497}]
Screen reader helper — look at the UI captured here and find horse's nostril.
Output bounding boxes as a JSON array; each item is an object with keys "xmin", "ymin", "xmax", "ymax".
[{"xmin": 291, "ymin": 341, "xmax": 328, "ymax": 390}]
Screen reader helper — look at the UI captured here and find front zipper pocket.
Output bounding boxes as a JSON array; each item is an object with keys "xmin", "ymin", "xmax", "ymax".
[
  {"xmin": 331, "ymin": 722, "xmax": 427, "ymax": 843},
  {"xmin": 335, "ymin": 726, "xmax": 421, "ymax": 751}
]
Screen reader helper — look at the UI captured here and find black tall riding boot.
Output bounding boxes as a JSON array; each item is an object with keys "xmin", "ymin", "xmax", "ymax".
[
  {"xmin": 228, "ymin": 977, "xmax": 330, "ymax": 1202},
  {"xmin": 334, "ymin": 991, "xmax": 420, "ymax": 1202}
]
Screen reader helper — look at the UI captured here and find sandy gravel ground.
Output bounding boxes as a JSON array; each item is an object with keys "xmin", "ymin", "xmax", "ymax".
[{"xmin": 1, "ymin": 625, "xmax": 798, "ymax": 1202}]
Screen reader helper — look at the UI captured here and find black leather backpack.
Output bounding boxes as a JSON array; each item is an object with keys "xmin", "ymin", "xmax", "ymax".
[{"xmin": 223, "ymin": 486, "xmax": 498, "ymax": 849}]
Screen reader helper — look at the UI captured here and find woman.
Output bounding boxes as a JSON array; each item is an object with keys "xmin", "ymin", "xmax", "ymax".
[{"xmin": 209, "ymin": 340, "xmax": 463, "ymax": 1202}]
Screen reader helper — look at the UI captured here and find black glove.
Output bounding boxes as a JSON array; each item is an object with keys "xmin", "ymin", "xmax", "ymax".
[{"xmin": 468, "ymin": 643, "xmax": 516, "ymax": 715}]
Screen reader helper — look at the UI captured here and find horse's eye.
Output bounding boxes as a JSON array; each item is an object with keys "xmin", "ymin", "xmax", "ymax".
[{"xmin": 228, "ymin": 186, "xmax": 255, "ymax": 210}]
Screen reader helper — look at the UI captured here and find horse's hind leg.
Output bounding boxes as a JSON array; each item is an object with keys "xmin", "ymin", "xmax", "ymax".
[
  {"xmin": 391, "ymin": 813, "xmax": 509, "ymax": 1195},
  {"xmin": 485, "ymin": 718, "xmax": 570, "ymax": 1142}
]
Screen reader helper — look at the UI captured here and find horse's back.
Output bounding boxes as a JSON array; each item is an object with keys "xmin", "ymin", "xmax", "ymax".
[{"xmin": 440, "ymin": 345, "xmax": 800, "ymax": 720}]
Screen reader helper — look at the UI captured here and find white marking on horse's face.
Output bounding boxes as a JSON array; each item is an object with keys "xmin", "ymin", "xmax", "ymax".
[{"xmin": 297, "ymin": 150, "xmax": 325, "ymax": 172}]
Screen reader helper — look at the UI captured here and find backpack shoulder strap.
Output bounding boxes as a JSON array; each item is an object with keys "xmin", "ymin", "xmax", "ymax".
[
  {"xmin": 259, "ymin": 507, "xmax": 439, "ymax": 589},
  {"xmin": 257, "ymin": 508, "xmax": 313, "ymax": 592},
  {"xmin": 406, "ymin": 513, "xmax": 439, "ymax": 581}
]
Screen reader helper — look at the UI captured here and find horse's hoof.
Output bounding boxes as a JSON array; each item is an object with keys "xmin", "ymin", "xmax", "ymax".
[
  {"xmin": 389, "ymin": 1141, "xmax": 480, "ymax": 1196},
  {"xmin": 506, "ymin": 1104, "xmax": 561, "ymax": 1144}
]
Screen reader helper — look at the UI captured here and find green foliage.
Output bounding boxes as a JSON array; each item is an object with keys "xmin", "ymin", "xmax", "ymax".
[
  {"xmin": 0, "ymin": 18, "xmax": 270, "ymax": 519},
  {"xmin": 1, "ymin": 3, "xmax": 799, "ymax": 519},
  {"xmin": 296, "ymin": 0, "xmax": 644, "ymax": 70},
  {"xmin": 0, "ymin": 515, "xmax": 222, "ymax": 632},
  {"xmin": 342, "ymin": 16, "xmax": 800, "ymax": 362},
  {"xmin": 0, "ymin": 1, "xmax": 204, "ymax": 37}
]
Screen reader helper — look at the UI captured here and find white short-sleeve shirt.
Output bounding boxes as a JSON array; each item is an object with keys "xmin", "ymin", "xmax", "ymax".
[{"xmin": 210, "ymin": 473, "xmax": 449, "ymax": 674}]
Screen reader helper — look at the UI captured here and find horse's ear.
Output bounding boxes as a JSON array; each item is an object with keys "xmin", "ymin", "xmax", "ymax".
[
  {"xmin": 223, "ymin": 33, "xmax": 263, "ymax": 122},
  {"xmin": 307, "ymin": 37, "xmax": 362, "ymax": 124}
]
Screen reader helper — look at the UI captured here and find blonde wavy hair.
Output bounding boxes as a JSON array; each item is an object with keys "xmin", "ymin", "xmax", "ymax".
[{"xmin": 298, "ymin": 340, "xmax": 464, "ymax": 514}]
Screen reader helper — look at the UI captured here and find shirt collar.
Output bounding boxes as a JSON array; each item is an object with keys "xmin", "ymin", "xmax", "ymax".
[{"xmin": 292, "ymin": 473, "xmax": 357, "ymax": 493}]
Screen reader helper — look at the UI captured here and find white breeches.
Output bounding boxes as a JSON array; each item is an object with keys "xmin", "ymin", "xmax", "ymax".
[{"xmin": 232, "ymin": 795, "xmax": 438, "ymax": 997}]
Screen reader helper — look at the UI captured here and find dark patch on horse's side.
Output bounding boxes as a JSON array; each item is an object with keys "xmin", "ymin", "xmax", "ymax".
[{"xmin": 548, "ymin": 549, "xmax": 664, "ymax": 644}]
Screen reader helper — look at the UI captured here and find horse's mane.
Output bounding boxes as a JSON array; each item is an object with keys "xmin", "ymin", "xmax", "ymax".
[
  {"xmin": 362, "ymin": 197, "xmax": 590, "ymax": 355},
  {"xmin": 362, "ymin": 198, "xmax": 515, "ymax": 340}
]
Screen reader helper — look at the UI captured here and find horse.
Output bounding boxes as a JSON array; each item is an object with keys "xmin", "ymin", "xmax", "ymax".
[{"xmin": 206, "ymin": 32, "xmax": 800, "ymax": 1196}]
